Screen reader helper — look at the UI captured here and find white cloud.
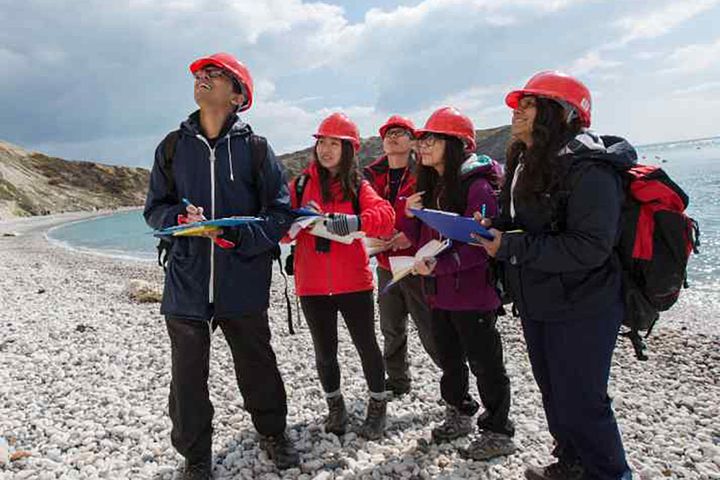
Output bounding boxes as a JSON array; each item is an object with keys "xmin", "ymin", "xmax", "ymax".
[
  {"xmin": 663, "ymin": 37, "xmax": 720, "ymax": 74},
  {"xmin": 566, "ymin": 51, "xmax": 622, "ymax": 76},
  {"xmin": 673, "ymin": 81, "xmax": 720, "ymax": 95},
  {"xmin": 614, "ymin": 0, "xmax": 720, "ymax": 44},
  {"xmin": 2, "ymin": 0, "xmax": 718, "ymax": 166}
]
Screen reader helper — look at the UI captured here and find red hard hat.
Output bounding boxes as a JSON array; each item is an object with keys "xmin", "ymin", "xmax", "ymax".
[
  {"xmin": 379, "ymin": 115, "xmax": 416, "ymax": 139},
  {"xmin": 313, "ymin": 113, "xmax": 361, "ymax": 152},
  {"xmin": 415, "ymin": 107, "xmax": 476, "ymax": 152},
  {"xmin": 506, "ymin": 71, "xmax": 592, "ymax": 127},
  {"xmin": 190, "ymin": 52, "xmax": 254, "ymax": 112}
]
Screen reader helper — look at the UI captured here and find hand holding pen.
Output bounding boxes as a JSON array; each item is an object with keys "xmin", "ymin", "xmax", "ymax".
[{"xmin": 182, "ymin": 198, "xmax": 206, "ymax": 223}]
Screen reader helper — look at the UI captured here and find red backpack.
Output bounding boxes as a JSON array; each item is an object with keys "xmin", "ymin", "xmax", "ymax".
[
  {"xmin": 617, "ymin": 165, "xmax": 700, "ymax": 359},
  {"xmin": 553, "ymin": 162, "xmax": 701, "ymax": 360}
]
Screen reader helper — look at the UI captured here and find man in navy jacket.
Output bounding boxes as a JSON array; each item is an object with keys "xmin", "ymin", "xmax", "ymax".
[{"xmin": 144, "ymin": 53, "xmax": 298, "ymax": 478}]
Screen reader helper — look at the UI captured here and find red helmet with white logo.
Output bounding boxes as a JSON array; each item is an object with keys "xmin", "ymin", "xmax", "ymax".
[
  {"xmin": 415, "ymin": 107, "xmax": 476, "ymax": 152},
  {"xmin": 379, "ymin": 115, "xmax": 416, "ymax": 139},
  {"xmin": 313, "ymin": 113, "xmax": 361, "ymax": 152},
  {"xmin": 190, "ymin": 52, "xmax": 254, "ymax": 112},
  {"xmin": 506, "ymin": 71, "xmax": 592, "ymax": 127}
]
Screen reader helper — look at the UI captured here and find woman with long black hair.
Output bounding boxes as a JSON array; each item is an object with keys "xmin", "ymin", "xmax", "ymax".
[
  {"xmin": 476, "ymin": 72, "xmax": 634, "ymax": 480},
  {"xmin": 288, "ymin": 113, "xmax": 395, "ymax": 440},
  {"xmin": 400, "ymin": 107, "xmax": 516, "ymax": 460}
]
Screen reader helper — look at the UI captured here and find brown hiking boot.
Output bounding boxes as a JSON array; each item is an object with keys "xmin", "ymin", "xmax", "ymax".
[
  {"xmin": 525, "ymin": 460, "xmax": 585, "ymax": 480},
  {"xmin": 461, "ymin": 431, "xmax": 517, "ymax": 461},
  {"xmin": 431, "ymin": 405, "xmax": 473, "ymax": 443},
  {"xmin": 181, "ymin": 458, "xmax": 212, "ymax": 480},
  {"xmin": 324, "ymin": 394, "xmax": 348, "ymax": 436},
  {"xmin": 259, "ymin": 432, "xmax": 300, "ymax": 470},
  {"xmin": 359, "ymin": 397, "xmax": 387, "ymax": 440}
]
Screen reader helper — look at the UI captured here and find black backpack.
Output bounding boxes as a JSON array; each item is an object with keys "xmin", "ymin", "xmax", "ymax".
[
  {"xmin": 552, "ymin": 161, "xmax": 700, "ymax": 360},
  {"xmin": 157, "ymin": 130, "xmax": 296, "ymax": 334}
]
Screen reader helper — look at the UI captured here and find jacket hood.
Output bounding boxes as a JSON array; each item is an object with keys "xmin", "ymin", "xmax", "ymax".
[
  {"xmin": 559, "ymin": 129, "xmax": 637, "ymax": 171},
  {"xmin": 179, "ymin": 110, "xmax": 252, "ymax": 138},
  {"xmin": 460, "ymin": 154, "xmax": 504, "ymax": 189}
]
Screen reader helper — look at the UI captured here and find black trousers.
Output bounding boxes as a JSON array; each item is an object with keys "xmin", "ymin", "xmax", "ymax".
[
  {"xmin": 431, "ymin": 309, "xmax": 513, "ymax": 436},
  {"xmin": 165, "ymin": 313, "xmax": 288, "ymax": 462},
  {"xmin": 301, "ymin": 290, "xmax": 385, "ymax": 394},
  {"xmin": 377, "ymin": 267, "xmax": 441, "ymax": 387},
  {"xmin": 522, "ymin": 300, "xmax": 629, "ymax": 480}
]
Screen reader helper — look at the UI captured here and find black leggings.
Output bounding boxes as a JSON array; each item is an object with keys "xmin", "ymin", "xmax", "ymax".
[{"xmin": 301, "ymin": 290, "xmax": 385, "ymax": 394}]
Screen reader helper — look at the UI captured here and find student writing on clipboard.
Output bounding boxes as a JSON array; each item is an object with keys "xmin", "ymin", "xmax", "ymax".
[{"xmin": 398, "ymin": 106, "xmax": 517, "ymax": 461}]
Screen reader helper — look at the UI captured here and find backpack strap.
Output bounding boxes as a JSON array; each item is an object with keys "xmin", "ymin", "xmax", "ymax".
[
  {"xmin": 351, "ymin": 188, "xmax": 361, "ymax": 215},
  {"xmin": 160, "ymin": 130, "xmax": 180, "ymax": 199},
  {"xmin": 295, "ymin": 172, "xmax": 310, "ymax": 206},
  {"xmin": 249, "ymin": 134, "xmax": 296, "ymax": 335},
  {"xmin": 157, "ymin": 130, "xmax": 180, "ymax": 270}
]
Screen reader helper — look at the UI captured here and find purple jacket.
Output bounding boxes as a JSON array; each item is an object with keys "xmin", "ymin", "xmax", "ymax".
[{"xmin": 399, "ymin": 155, "xmax": 502, "ymax": 312}]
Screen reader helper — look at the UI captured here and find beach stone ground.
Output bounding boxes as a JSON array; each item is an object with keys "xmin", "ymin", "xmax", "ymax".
[{"xmin": 1, "ymin": 213, "xmax": 718, "ymax": 479}]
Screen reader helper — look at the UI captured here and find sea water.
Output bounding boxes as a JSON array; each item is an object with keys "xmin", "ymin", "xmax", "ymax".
[{"xmin": 48, "ymin": 138, "xmax": 719, "ymax": 292}]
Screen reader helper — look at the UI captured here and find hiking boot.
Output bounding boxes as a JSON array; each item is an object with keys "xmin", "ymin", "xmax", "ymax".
[
  {"xmin": 431, "ymin": 405, "xmax": 473, "ymax": 443},
  {"xmin": 461, "ymin": 431, "xmax": 517, "ymax": 461},
  {"xmin": 324, "ymin": 394, "xmax": 348, "ymax": 436},
  {"xmin": 385, "ymin": 378, "xmax": 411, "ymax": 397},
  {"xmin": 181, "ymin": 458, "xmax": 212, "ymax": 480},
  {"xmin": 359, "ymin": 397, "xmax": 387, "ymax": 440},
  {"xmin": 524, "ymin": 460, "xmax": 585, "ymax": 480},
  {"xmin": 259, "ymin": 432, "xmax": 300, "ymax": 470},
  {"xmin": 477, "ymin": 410, "xmax": 516, "ymax": 437}
]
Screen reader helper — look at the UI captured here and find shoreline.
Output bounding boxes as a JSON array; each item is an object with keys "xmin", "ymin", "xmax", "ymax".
[{"xmin": 0, "ymin": 214, "xmax": 718, "ymax": 479}]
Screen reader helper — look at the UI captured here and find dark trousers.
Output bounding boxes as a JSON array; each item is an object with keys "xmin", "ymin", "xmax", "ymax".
[
  {"xmin": 377, "ymin": 267, "xmax": 441, "ymax": 386},
  {"xmin": 301, "ymin": 290, "xmax": 385, "ymax": 394},
  {"xmin": 431, "ymin": 309, "xmax": 513, "ymax": 435},
  {"xmin": 521, "ymin": 302, "xmax": 629, "ymax": 480},
  {"xmin": 165, "ymin": 313, "xmax": 288, "ymax": 462}
]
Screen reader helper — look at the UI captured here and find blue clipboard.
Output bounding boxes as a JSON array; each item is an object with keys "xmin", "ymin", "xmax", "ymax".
[
  {"xmin": 410, "ymin": 208, "xmax": 494, "ymax": 243},
  {"xmin": 153, "ymin": 216, "xmax": 263, "ymax": 237},
  {"xmin": 291, "ymin": 208, "xmax": 323, "ymax": 218}
]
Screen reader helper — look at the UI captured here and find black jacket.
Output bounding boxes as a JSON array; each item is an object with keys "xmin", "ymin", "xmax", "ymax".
[{"xmin": 496, "ymin": 133, "xmax": 637, "ymax": 321}]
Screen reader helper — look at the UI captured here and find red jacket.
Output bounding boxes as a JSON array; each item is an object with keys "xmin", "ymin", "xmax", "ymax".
[
  {"xmin": 289, "ymin": 162, "xmax": 395, "ymax": 296},
  {"xmin": 363, "ymin": 154, "xmax": 418, "ymax": 270}
]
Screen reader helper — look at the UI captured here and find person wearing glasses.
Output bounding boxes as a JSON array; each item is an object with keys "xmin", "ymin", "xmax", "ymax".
[
  {"xmin": 144, "ymin": 52, "xmax": 298, "ymax": 478},
  {"xmin": 400, "ymin": 107, "xmax": 516, "ymax": 460},
  {"xmin": 363, "ymin": 115, "xmax": 442, "ymax": 397}
]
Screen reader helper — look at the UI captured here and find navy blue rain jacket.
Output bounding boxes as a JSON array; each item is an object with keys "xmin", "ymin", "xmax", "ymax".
[
  {"xmin": 496, "ymin": 133, "xmax": 637, "ymax": 321},
  {"xmin": 144, "ymin": 112, "xmax": 293, "ymax": 320}
]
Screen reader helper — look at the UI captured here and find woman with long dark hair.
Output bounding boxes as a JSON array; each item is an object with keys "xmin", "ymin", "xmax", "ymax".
[
  {"xmin": 400, "ymin": 107, "xmax": 516, "ymax": 460},
  {"xmin": 476, "ymin": 72, "xmax": 634, "ymax": 480},
  {"xmin": 288, "ymin": 113, "xmax": 395, "ymax": 440}
]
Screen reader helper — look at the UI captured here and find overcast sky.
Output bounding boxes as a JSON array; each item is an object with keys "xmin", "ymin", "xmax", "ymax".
[{"xmin": 1, "ymin": 0, "xmax": 719, "ymax": 167}]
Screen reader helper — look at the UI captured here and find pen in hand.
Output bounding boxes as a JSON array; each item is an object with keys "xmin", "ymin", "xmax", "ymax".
[{"xmin": 182, "ymin": 197, "xmax": 206, "ymax": 222}]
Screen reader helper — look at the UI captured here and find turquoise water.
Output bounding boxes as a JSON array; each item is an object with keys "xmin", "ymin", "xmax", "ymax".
[
  {"xmin": 48, "ymin": 139, "xmax": 719, "ymax": 291},
  {"xmin": 48, "ymin": 209, "xmax": 158, "ymax": 262}
]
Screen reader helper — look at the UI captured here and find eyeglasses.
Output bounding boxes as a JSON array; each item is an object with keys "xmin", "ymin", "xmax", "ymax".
[
  {"xmin": 193, "ymin": 67, "xmax": 229, "ymax": 81},
  {"xmin": 385, "ymin": 128, "xmax": 411, "ymax": 139},
  {"xmin": 417, "ymin": 134, "xmax": 443, "ymax": 147}
]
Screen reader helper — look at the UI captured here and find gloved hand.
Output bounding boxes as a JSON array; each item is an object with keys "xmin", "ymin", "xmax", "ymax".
[{"xmin": 324, "ymin": 213, "xmax": 361, "ymax": 237}]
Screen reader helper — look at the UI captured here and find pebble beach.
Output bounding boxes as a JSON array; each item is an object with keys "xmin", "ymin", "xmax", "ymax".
[{"xmin": 1, "ymin": 212, "xmax": 719, "ymax": 480}]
